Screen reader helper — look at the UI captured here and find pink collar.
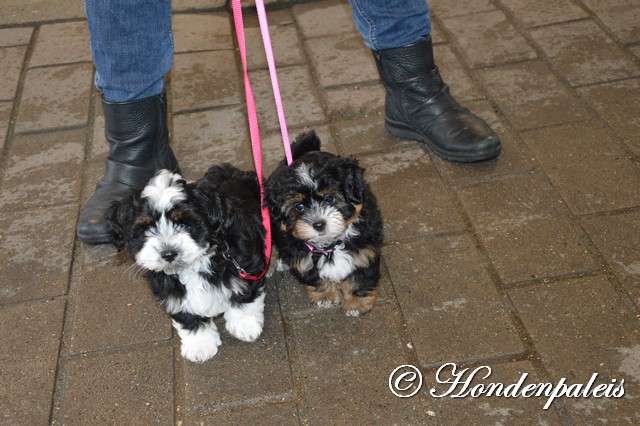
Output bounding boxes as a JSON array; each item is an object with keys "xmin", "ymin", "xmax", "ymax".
[{"xmin": 305, "ymin": 237, "xmax": 345, "ymax": 256}]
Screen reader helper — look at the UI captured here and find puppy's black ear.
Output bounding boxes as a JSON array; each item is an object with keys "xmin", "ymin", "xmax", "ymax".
[
  {"xmin": 291, "ymin": 129, "xmax": 321, "ymax": 160},
  {"xmin": 106, "ymin": 192, "xmax": 138, "ymax": 250},
  {"xmin": 340, "ymin": 158, "xmax": 366, "ymax": 204}
]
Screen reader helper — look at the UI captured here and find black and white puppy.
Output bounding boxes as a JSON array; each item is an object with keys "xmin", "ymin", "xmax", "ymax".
[
  {"xmin": 108, "ymin": 164, "xmax": 267, "ymax": 363},
  {"xmin": 265, "ymin": 130, "xmax": 383, "ymax": 316}
]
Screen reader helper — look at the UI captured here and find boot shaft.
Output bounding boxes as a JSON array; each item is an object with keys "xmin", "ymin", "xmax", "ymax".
[
  {"xmin": 101, "ymin": 91, "xmax": 177, "ymax": 172},
  {"xmin": 372, "ymin": 36, "xmax": 447, "ymax": 101}
]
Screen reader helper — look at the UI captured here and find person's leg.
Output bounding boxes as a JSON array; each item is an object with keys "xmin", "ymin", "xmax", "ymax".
[
  {"xmin": 348, "ymin": 0, "xmax": 501, "ymax": 162},
  {"xmin": 348, "ymin": 0, "xmax": 430, "ymax": 50},
  {"xmin": 78, "ymin": 0, "xmax": 179, "ymax": 244},
  {"xmin": 86, "ymin": 0, "xmax": 173, "ymax": 102}
]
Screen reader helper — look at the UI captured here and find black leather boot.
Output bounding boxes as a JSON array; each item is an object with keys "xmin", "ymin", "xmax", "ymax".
[
  {"xmin": 373, "ymin": 36, "xmax": 501, "ymax": 162},
  {"xmin": 77, "ymin": 91, "xmax": 180, "ymax": 244}
]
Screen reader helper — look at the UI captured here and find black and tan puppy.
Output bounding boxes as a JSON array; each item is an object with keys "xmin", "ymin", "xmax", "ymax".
[{"xmin": 265, "ymin": 130, "xmax": 383, "ymax": 316}]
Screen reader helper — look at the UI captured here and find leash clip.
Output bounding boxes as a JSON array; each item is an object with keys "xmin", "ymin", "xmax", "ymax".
[{"xmin": 222, "ymin": 250, "xmax": 247, "ymax": 275}]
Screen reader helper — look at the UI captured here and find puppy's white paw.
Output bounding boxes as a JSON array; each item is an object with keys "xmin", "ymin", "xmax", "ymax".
[
  {"xmin": 275, "ymin": 259, "xmax": 290, "ymax": 272},
  {"xmin": 316, "ymin": 299, "xmax": 340, "ymax": 308},
  {"xmin": 173, "ymin": 320, "xmax": 222, "ymax": 363},
  {"xmin": 224, "ymin": 293, "xmax": 265, "ymax": 342},
  {"xmin": 225, "ymin": 315, "xmax": 264, "ymax": 342},
  {"xmin": 344, "ymin": 309, "xmax": 361, "ymax": 317},
  {"xmin": 266, "ymin": 252, "xmax": 288, "ymax": 278}
]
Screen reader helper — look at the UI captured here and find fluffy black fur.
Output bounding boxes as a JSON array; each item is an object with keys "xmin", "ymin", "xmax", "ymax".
[
  {"xmin": 265, "ymin": 130, "xmax": 384, "ymax": 316},
  {"xmin": 108, "ymin": 164, "xmax": 267, "ymax": 362}
]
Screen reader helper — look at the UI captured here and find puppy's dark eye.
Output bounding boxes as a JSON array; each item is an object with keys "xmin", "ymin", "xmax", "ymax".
[
  {"xmin": 294, "ymin": 202, "xmax": 305, "ymax": 213},
  {"xmin": 324, "ymin": 195, "xmax": 335, "ymax": 204}
]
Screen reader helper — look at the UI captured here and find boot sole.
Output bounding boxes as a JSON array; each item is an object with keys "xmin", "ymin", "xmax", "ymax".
[
  {"xmin": 77, "ymin": 230, "xmax": 113, "ymax": 245},
  {"xmin": 384, "ymin": 119, "xmax": 501, "ymax": 163}
]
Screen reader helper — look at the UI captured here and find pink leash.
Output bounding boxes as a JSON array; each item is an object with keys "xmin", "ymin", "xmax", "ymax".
[{"xmin": 231, "ymin": 0, "xmax": 293, "ymax": 279}]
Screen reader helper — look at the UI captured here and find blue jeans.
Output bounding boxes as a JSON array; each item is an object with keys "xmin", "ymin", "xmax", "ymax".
[
  {"xmin": 85, "ymin": 0, "xmax": 173, "ymax": 102},
  {"xmin": 85, "ymin": 0, "xmax": 430, "ymax": 102},
  {"xmin": 348, "ymin": 0, "xmax": 430, "ymax": 50}
]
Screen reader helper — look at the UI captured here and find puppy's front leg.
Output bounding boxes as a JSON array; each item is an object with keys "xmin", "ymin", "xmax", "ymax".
[
  {"xmin": 306, "ymin": 280, "xmax": 341, "ymax": 308},
  {"xmin": 340, "ymin": 285, "xmax": 378, "ymax": 317},
  {"xmin": 340, "ymin": 262, "xmax": 381, "ymax": 317},
  {"xmin": 224, "ymin": 292, "xmax": 266, "ymax": 342},
  {"xmin": 172, "ymin": 312, "xmax": 221, "ymax": 363}
]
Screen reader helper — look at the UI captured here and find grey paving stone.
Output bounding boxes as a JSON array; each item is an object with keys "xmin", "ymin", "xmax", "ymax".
[
  {"xmin": 62, "ymin": 344, "xmax": 174, "ymax": 424},
  {"xmin": 293, "ymin": 0, "xmax": 356, "ymax": 39},
  {"xmin": 499, "ymin": 0, "xmax": 588, "ymax": 28},
  {"xmin": 175, "ymin": 119, "xmax": 332, "ymax": 186},
  {"xmin": 70, "ymin": 244, "xmax": 172, "ymax": 355},
  {"xmin": 245, "ymin": 6, "xmax": 295, "ymax": 27},
  {"xmin": 432, "ymin": 99, "xmax": 533, "ymax": 181},
  {"xmin": 335, "ymin": 115, "xmax": 411, "ymax": 156},
  {"xmin": 0, "ymin": 204, "xmax": 76, "ymax": 304},
  {"xmin": 0, "ymin": 299, "xmax": 64, "ymax": 425},
  {"xmin": 243, "ymin": 10, "xmax": 305, "ymax": 70},
  {"xmin": 171, "ymin": 50, "xmax": 242, "ymax": 113},
  {"xmin": 172, "ymin": 13, "xmax": 233, "ymax": 53},
  {"xmin": 0, "ymin": 101, "xmax": 11, "ymax": 150},
  {"xmin": 250, "ymin": 65, "xmax": 325, "ymax": 131},
  {"xmin": 384, "ymin": 233, "xmax": 524, "ymax": 366},
  {"xmin": 1, "ymin": 0, "xmax": 85, "ymax": 25},
  {"xmin": 30, "ymin": 21, "xmax": 91, "ymax": 67},
  {"xmin": 186, "ymin": 402, "xmax": 300, "ymax": 426},
  {"xmin": 435, "ymin": 44, "xmax": 484, "ymax": 102},
  {"xmin": 530, "ymin": 20, "xmax": 640, "ymax": 87},
  {"xmin": 182, "ymin": 291, "xmax": 293, "ymax": 413},
  {"xmin": 455, "ymin": 173, "xmax": 598, "ymax": 284},
  {"xmin": 173, "ymin": 0, "xmax": 226, "ymax": 11},
  {"xmin": 0, "ymin": 46, "xmax": 26, "ymax": 101},
  {"xmin": 579, "ymin": 78, "xmax": 640, "ymax": 157},
  {"xmin": 323, "ymin": 84, "xmax": 385, "ymax": 121},
  {"xmin": 16, "ymin": 63, "xmax": 93, "ymax": 133},
  {"xmin": 293, "ymin": 304, "xmax": 433, "ymax": 424},
  {"xmin": 430, "ymin": 20, "xmax": 447, "ymax": 44},
  {"xmin": 359, "ymin": 145, "xmax": 466, "ymax": 240},
  {"xmin": 172, "ymin": 105, "xmax": 253, "ymax": 179},
  {"xmin": 429, "ymin": 361, "xmax": 562, "ymax": 425},
  {"xmin": 0, "ymin": 129, "xmax": 85, "ymax": 210},
  {"xmin": 521, "ymin": 122, "xmax": 640, "ymax": 215},
  {"xmin": 79, "ymin": 159, "xmax": 106, "ymax": 207},
  {"xmin": 476, "ymin": 61, "xmax": 591, "ymax": 130},
  {"xmin": 442, "ymin": 10, "xmax": 537, "ymax": 69},
  {"xmin": 509, "ymin": 276, "xmax": 640, "ymax": 423},
  {"xmin": 305, "ymin": 34, "xmax": 378, "ymax": 88},
  {"xmin": 0, "ymin": 26, "xmax": 33, "ymax": 46},
  {"xmin": 582, "ymin": 0, "xmax": 640, "ymax": 44},
  {"xmin": 429, "ymin": 0, "xmax": 495, "ymax": 18},
  {"xmin": 89, "ymin": 91, "xmax": 108, "ymax": 161},
  {"xmin": 582, "ymin": 210, "xmax": 640, "ymax": 307},
  {"xmin": 240, "ymin": 0, "xmax": 296, "ymax": 8}
]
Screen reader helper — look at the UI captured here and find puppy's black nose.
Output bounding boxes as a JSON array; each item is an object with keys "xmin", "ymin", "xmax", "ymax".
[
  {"xmin": 313, "ymin": 220, "xmax": 326, "ymax": 232},
  {"xmin": 161, "ymin": 249, "xmax": 178, "ymax": 262}
]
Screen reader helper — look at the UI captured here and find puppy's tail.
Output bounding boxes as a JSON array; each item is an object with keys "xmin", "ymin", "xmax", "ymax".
[{"xmin": 291, "ymin": 129, "xmax": 321, "ymax": 160}]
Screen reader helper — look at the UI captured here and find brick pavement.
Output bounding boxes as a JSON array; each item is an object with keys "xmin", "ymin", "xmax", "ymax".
[{"xmin": 1, "ymin": 0, "xmax": 640, "ymax": 424}]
